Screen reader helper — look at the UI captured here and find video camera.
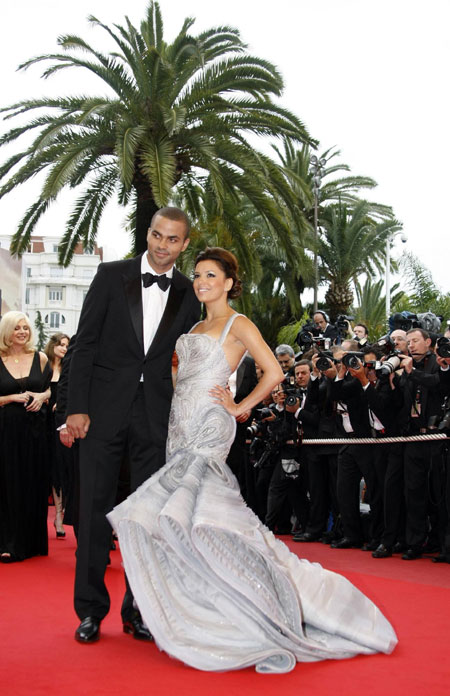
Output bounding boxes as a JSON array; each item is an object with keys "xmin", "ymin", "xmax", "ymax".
[{"xmin": 296, "ymin": 321, "xmax": 332, "ymax": 352}]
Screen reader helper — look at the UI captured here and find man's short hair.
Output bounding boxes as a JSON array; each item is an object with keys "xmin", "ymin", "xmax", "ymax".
[
  {"xmin": 295, "ymin": 359, "xmax": 312, "ymax": 371},
  {"xmin": 275, "ymin": 344, "xmax": 295, "ymax": 358},
  {"xmin": 354, "ymin": 323, "xmax": 369, "ymax": 336},
  {"xmin": 406, "ymin": 328, "xmax": 430, "ymax": 340},
  {"xmin": 150, "ymin": 207, "xmax": 191, "ymax": 238},
  {"xmin": 362, "ymin": 344, "xmax": 383, "ymax": 359}
]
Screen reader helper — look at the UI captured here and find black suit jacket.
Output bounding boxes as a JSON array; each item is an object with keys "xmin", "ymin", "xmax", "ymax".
[
  {"xmin": 67, "ymin": 255, "xmax": 200, "ymax": 444},
  {"xmin": 330, "ymin": 376, "xmax": 372, "ymax": 437}
]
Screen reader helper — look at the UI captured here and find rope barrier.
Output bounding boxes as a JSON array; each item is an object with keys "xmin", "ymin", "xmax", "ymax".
[{"xmin": 301, "ymin": 433, "xmax": 449, "ymax": 445}]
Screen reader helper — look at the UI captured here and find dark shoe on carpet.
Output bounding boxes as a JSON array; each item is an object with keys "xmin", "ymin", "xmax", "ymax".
[
  {"xmin": 432, "ymin": 553, "xmax": 450, "ymax": 564},
  {"xmin": 362, "ymin": 540, "xmax": 379, "ymax": 552},
  {"xmin": 422, "ymin": 542, "xmax": 440, "ymax": 554},
  {"xmin": 123, "ymin": 617, "xmax": 153, "ymax": 642},
  {"xmin": 320, "ymin": 531, "xmax": 337, "ymax": 544},
  {"xmin": 392, "ymin": 542, "xmax": 407, "ymax": 554},
  {"xmin": 0, "ymin": 552, "xmax": 19, "ymax": 563},
  {"xmin": 402, "ymin": 548, "xmax": 422, "ymax": 561},
  {"xmin": 331, "ymin": 537, "xmax": 362, "ymax": 549},
  {"xmin": 75, "ymin": 617, "xmax": 101, "ymax": 643},
  {"xmin": 372, "ymin": 544, "xmax": 392, "ymax": 559},
  {"xmin": 292, "ymin": 532, "xmax": 321, "ymax": 542}
]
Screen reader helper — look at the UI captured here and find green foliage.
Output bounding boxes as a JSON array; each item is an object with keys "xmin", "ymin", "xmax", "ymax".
[
  {"xmin": 0, "ymin": 1, "xmax": 313, "ymax": 265},
  {"xmin": 34, "ymin": 310, "xmax": 47, "ymax": 350},
  {"xmin": 354, "ymin": 277, "xmax": 404, "ymax": 338},
  {"xmin": 277, "ymin": 310, "xmax": 310, "ymax": 351},
  {"xmin": 394, "ymin": 252, "xmax": 450, "ymax": 328}
]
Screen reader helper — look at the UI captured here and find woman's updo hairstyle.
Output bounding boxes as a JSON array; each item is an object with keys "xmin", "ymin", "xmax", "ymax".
[{"xmin": 195, "ymin": 247, "xmax": 242, "ymax": 299}]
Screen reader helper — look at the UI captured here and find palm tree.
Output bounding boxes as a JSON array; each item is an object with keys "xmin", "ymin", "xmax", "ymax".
[
  {"xmin": 354, "ymin": 277, "xmax": 404, "ymax": 338},
  {"xmin": 0, "ymin": 1, "xmax": 313, "ymax": 265},
  {"xmin": 318, "ymin": 201, "xmax": 402, "ymax": 320}
]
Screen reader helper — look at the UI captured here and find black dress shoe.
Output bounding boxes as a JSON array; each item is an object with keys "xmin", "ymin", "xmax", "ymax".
[
  {"xmin": 402, "ymin": 547, "xmax": 422, "ymax": 561},
  {"xmin": 75, "ymin": 617, "xmax": 101, "ymax": 643},
  {"xmin": 372, "ymin": 544, "xmax": 392, "ymax": 559},
  {"xmin": 361, "ymin": 540, "xmax": 379, "ymax": 552},
  {"xmin": 123, "ymin": 616, "xmax": 153, "ymax": 641},
  {"xmin": 392, "ymin": 542, "xmax": 407, "ymax": 554},
  {"xmin": 432, "ymin": 553, "xmax": 450, "ymax": 564},
  {"xmin": 292, "ymin": 532, "xmax": 321, "ymax": 542},
  {"xmin": 331, "ymin": 537, "xmax": 362, "ymax": 549}
]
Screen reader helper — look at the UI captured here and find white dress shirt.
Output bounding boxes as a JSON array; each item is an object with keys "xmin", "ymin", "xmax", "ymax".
[{"xmin": 141, "ymin": 254, "xmax": 174, "ymax": 355}]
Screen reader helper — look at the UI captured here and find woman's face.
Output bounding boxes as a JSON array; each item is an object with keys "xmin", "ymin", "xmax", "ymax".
[
  {"xmin": 9, "ymin": 320, "xmax": 30, "ymax": 349},
  {"xmin": 54, "ymin": 337, "xmax": 69, "ymax": 360},
  {"xmin": 193, "ymin": 260, "xmax": 233, "ymax": 303}
]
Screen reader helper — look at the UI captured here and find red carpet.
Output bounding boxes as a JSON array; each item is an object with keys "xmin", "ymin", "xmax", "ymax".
[{"xmin": 1, "ymin": 510, "xmax": 449, "ymax": 696}]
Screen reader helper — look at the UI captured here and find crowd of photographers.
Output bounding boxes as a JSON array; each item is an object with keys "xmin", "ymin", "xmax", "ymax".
[{"xmin": 238, "ymin": 310, "xmax": 450, "ymax": 563}]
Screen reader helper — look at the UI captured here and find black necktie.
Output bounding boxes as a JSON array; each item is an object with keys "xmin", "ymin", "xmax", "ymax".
[{"xmin": 141, "ymin": 272, "xmax": 171, "ymax": 292}]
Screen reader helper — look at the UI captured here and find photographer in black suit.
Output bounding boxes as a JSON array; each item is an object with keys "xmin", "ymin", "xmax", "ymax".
[
  {"xmin": 66, "ymin": 208, "xmax": 200, "ymax": 643},
  {"xmin": 397, "ymin": 328, "xmax": 447, "ymax": 560}
]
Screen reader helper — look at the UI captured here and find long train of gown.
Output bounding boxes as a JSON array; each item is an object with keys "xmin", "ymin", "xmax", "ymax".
[{"xmin": 108, "ymin": 314, "xmax": 397, "ymax": 673}]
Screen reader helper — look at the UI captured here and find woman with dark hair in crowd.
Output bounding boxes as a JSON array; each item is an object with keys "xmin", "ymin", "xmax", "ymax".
[
  {"xmin": 45, "ymin": 333, "xmax": 70, "ymax": 538},
  {"xmin": 109, "ymin": 247, "xmax": 397, "ymax": 673},
  {"xmin": 0, "ymin": 311, "xmax": 51, "ymax": 562}
]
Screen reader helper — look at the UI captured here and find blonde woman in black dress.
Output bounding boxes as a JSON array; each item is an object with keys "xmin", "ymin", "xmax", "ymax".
[{"xmin": 0, "ymin": 312, "xmax": 52, "ymax": 562}]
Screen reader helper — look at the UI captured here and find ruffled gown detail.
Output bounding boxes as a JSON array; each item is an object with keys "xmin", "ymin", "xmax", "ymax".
[{"xmin": 108, "ymin": 315, "xmax": 397, "ymax": 673}]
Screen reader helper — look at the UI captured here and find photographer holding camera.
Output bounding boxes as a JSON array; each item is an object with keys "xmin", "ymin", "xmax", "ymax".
[
  {"xmin": 328, "ymin": 346, "xmax": 389, "ymax": 550},
  {"xmin": 263, "ymin": 356, "xmax": 311, "ymax": 535},
  {"xmin": 397, "ymin": 328, "xmax": 448, "ymax": 560},
  {"xmin": 292, "ymin": 351, "xmax": 342, "ymax": 543}
]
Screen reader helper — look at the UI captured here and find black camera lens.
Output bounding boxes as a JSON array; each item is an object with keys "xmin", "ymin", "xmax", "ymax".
[
  {"xmin": 316, "ymin": 356, "xmax": 332, "ymax": 371},
  {"xmin": 342, "ymin": 352, "xmax": 363, "ymax": 369}
]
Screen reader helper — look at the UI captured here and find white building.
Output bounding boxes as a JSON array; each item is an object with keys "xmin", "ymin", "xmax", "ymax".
[{"xmin": 0, "ymin": 234, "xmax": 103, "ymax": 338}]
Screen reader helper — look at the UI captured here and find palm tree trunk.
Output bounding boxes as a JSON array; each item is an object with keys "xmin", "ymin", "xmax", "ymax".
[{"xmin": 133, "ymin": 176, "xmax": 159, "ymax": 256}]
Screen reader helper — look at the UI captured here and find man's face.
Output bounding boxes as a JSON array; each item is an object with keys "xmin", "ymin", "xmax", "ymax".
[
  {"xmin": 146, "ymin": 214, "xmax": 190, "ymax": 273},
  {"xmin": 276, "ymin": 353, "xmax": 295, "ymax": 371},
  {"xmin": 407, "ymin": 331, "xmax": 431, "ymax": 360},
  {"xmin": 354, "ymin": 325, "xmax": 367, "ymax": 339},
  {"xmin": 295, "ymin": 365, "xmax": 311, "ymax": 388},
  {"xmin": 313, "ymin": 313, "xmax": 327, "ymax": 331},
  {"xmin": 391, "ymin": 330, "xmax": 408, "ymax": 353}
]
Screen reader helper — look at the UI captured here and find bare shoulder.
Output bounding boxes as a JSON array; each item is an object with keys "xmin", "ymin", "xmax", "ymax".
[
  {"xmin": 230, "ymin": 314, "xmax": 265, "ymax": 348},
  {"xmin": 38, "ymin": 351, "xmax": 49, "ymax": 369}
]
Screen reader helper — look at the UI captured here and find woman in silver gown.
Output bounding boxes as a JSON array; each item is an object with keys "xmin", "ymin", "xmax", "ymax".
[{"xmin": 108, "ymin": 247, "xmax": 397, "ymax": 674}]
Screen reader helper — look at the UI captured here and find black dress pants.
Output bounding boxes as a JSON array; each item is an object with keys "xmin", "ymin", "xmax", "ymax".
[
  {"xmin": 404, "ymin": 440, "xmax": 446, "ymax": 549},
  {"xmin": 305, "ymin": 449, "xmax": 338, "ymax": 537},
  {"xmin": 75, "ymin": 385, "xmax": 165, "ymax": 622},
  {"xmin": 337, "ymin": 444, "xmax": 382, "ymax": 543}
]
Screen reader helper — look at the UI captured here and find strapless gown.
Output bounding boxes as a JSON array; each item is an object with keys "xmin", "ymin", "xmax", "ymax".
[{"xmin": 108, "ymin": 314, "xmax": 397, "ymax": 673}]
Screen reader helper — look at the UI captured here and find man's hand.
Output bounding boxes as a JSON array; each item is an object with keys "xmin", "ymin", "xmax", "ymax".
[
  {"xmin": 437, "ymin": 355, "xmax": 450, "ymax": 369},
  {"xmin": 398, "ymin": 354, "xmax": 414, "ymax": 374},
  {"xmin": 59, "ymin": 427, "xmax": 75, "ymax": 448},
  {"xmin": 349, "ymin": 359, "xmax": 369, "ymax": 386},
  {"xmin": 66, "ymin": 413, "xmax": 91, "ymax": 439}
]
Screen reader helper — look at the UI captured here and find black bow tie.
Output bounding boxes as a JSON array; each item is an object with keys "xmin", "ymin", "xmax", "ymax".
[{"xmin": 142, "ymin": 272, "xmax": 171, "ymax": 291}]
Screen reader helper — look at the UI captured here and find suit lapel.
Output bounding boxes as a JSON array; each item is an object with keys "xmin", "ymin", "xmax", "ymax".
[
  {"xmin": 123, "ymin": 255, "xmax": 144, "ymax": 350},
  {"xmin": 147, "ymin": 268, "xmax": 187, "ymax": 356}
]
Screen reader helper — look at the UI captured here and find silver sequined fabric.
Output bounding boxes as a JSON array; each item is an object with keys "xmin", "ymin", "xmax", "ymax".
[{"xmin": 108, "ymin": 315, "xmax": 397, "ymax": 673}]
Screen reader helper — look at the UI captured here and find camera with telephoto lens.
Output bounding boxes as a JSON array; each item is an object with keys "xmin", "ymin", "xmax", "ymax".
[
  {"xmin": 342, "ymin": 351, "xmax": 364, "ymax": 370},
  {"xmin": 246, "ymin": 408, "xmax": 273, "ymax": 437},
  {"xmin": 375, "ymin": 335, "xmax": 403, "ymax": 376},
  {"xmin": 436, "ymin": 336, "xmax": 450, "ymax": 359},
  {"xmin": 250, "ymin": 413, "xmax": 298, "ymax": 469}
]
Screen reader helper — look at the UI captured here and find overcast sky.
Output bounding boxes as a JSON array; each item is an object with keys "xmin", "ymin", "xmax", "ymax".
[{"xmin": 1, "ymin": 0, "xmax": 448, "ymax": 296}]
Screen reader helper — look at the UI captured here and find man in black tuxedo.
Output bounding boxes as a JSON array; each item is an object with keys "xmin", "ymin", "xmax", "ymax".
[{"xmin": 66, "ymin": 207, "xmax": 200, "ymax": 643}]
